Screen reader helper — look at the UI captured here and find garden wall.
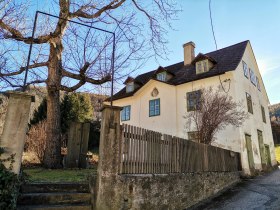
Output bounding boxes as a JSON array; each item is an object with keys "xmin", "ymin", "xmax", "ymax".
[{"xmin": 94, "ymin": 106, "xmax": 240, "ymax": 210}]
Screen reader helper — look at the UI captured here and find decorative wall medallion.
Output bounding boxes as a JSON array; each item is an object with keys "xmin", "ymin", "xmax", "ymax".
[{"xmin": 151, "ymin": 88, "xmax": 159, "ymax": 97}]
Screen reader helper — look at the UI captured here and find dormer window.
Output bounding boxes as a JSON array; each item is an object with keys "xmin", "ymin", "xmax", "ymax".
[
  {"xmin": 192, "ymin": 53, "xmax": 216, "ymax": 75},
  {"xmin": 156, "ymin": 72, "xmax": 167, "ymax": 81},
  {"xmin": 124, "ymin": 76, "xmax": 138, "ymax": 93},
  {"xmin": 154, "ymin": 66, "xmax": 174, "ymax": 82},
  {"xmin": 196, "ymin": 60, "xmax": 209, "ymax": 74},
  {"xmin": 126, "ymin": 82, "xmax": 134, "ymax": 93}
]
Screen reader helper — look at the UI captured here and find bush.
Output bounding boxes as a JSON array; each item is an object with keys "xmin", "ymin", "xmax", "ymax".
[
  {"xmin": 0, "ymin": 147, "xmax": 19, "ymax": 210},
  {"xmin": 26, "ymin": 120, "xmax": 47, "ymax": 163}
]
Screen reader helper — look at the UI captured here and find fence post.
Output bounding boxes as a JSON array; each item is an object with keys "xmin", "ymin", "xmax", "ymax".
[
  {"xmin": 95, "ymin": 105, "xmax": 122, "ymax": 210},
  {"xmin": 0, "ymin": 92, "xmax": 34, "ymax": 174}
]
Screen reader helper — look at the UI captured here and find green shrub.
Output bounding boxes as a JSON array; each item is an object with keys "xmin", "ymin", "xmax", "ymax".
[{"xmin": 0, "ymin": 147, "xmax": 19, "ymax": 210}]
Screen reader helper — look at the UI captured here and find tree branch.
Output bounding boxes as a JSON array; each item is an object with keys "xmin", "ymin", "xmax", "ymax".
[
  {"xmin": 70, "ymin": 0, "xmax": 126, "ymax": 19},
  {"xmin": 0, "ymin": 62, "xmax": 48, "ymax": 77},
  {"xmin": 61, "ymin": 62, "xmax": 111, "ymax": 88},
  {"xmin": 0, "ymin": 19, "xmax": 58, "ymax": 44}
]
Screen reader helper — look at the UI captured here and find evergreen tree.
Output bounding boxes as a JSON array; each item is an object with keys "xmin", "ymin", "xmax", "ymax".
[
  {"xmin": 30, "ymin": 98, "xmax": 47, "ymax": 126},
  {"xmin": 30, "ymin": 93, "xmax": 94, "ymax": 133}
]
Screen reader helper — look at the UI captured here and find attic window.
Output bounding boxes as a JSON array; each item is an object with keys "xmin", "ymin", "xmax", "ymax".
[
  {"xmin": 249, "ymin": 68, "xmax": 257, "ymax": 86},
  {"xmin": 196, "ymin": 60, "xmax": 209, "ymax": 74},
  {"xmin": 126, "ymin": 82, "xmax": 134, "ymax": 93},
  {"xmin": 156, "ymin": 72, "xmax": 167, "ymax": 81}
]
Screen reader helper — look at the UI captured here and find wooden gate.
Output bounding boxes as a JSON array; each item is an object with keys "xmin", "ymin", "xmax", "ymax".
[
  {"xmin": 257, "ymin": 130, "xmax": 266, "ymax": 166},
  {"xmin": 264, "ymin": 144, "xmax": 271, "ymax": 166},
  {"xmin": 245, "ymin": 134, "xmax": 255, "ymax": 171}
]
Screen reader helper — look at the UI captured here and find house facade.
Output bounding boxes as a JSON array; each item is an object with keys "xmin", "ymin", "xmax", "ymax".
[{"xmin": 110, "ymin": 41, "xmax": 277, "ymax": 175}]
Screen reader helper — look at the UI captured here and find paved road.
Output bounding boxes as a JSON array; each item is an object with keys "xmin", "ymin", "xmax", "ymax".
[{"xmin": 195, "ymin": 168, "xmax": 280, "ymax": 210}]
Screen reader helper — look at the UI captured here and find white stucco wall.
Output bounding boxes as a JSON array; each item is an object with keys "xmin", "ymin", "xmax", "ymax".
[
  {"xmin": 112, "ymin": 42, "xmax": 276, "ymax": 175},
  {"xmin": 231, "ymin": 43, "xmax": 276, "ymax": 173},
  {"xmin": 112, "ymin": 80, "xmax": 177, "ymax": 136}
]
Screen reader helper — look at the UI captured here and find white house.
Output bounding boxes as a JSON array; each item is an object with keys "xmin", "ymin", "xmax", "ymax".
[{"xmin": 110, "ymin": 40, "xmax": 277, "ymax": 175}]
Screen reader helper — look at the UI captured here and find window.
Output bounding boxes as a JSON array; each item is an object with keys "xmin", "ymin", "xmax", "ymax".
[
  {"xmin": 187, "ymin": 90, "xmax": 201, "ymax": 111},
  {"xmin": 149, "ymin": 99, "xmax": 160, "ymax": 117},
  {"xmin": 246, "ymin": 93, "xmax": 253, "ymax": 114},
  {"xmin": 242, "ymin": 61, "xmax": 249, "ymax": 78},
  {"xmin": 126, "ymin": 82, "xmax": 134, "ymax": 93},
  {"xmin": 203, "ymin": 60, "xmax": 208, "ymax": 72},
  {"xmin": 196, "ymin": 60, "xmax": 209, "ymax": 74},
  {"xmin": 156, "ymin": 72, "xmax": 167, "ymax": 81},
  {"xmin": 121, "ymin": 105, "xmax": 131, "ymax": 121},
  {"xmin": 256, "ymin": 77, "xmax": 261, "ymax": 91},
  {"xmin": 249, "ymin": 68, "xmax": 257, "ymax": 86},
  {"xmin": 261, "ymin": 106, "xmax": 266, "ymax": 123},
  {"xmin": 188, "ymin": 131, "xmax": 199, "ymax": 142}
]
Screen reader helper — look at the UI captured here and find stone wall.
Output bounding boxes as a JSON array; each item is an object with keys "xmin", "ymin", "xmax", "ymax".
[
  {"xmin": 94, "ymin": 172, "xmax": 239, "ymax": 210},
  {"xmin": 94, "ymin": 106, "xmax": 241, "ymax": 210}
]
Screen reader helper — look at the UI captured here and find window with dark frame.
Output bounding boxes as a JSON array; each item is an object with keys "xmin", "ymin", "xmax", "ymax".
[
  {"xmin": 188, "ymin": 131, "xmax": 200, "ymax": 142},
  {"xmin": 261, "ymin": 106, "xmax": 266, "ymax": 123},
  {"xmin": 187, "ymin": 90, "xmax": 202, "ymax": 111},
  {"xmin": 246, "ymin": 93, "xmax": 253, "ymax": 114},
  {"xmin": 242, "ymin": 61, "xmax": 249, "ymax": 78},
  {"xmin": 249, "ymin": 68, "xmax": 257, "ymax": 86},
  {"xmin": 121, "ymin": 105, "xmax": 131, "ymax": 121},
  {"xmin": 149, "ymin": 98, "xmax": 160, "ymax": 117}
]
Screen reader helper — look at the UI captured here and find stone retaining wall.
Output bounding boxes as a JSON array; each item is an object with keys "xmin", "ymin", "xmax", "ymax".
[{"xmin": 94, "ymin": 172, "xmax": 239, "ymax": 210}]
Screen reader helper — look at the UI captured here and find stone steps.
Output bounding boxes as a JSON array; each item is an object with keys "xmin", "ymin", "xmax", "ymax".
[
  {"xmin": 17, "ymin": 183, "xmax": 92, "ymax": 210},
  {"xmin": 20, "ymin": 183, "xmax": 90, "ymax": 193},
  {"xmin": 17, "ymin": 204, "xmax": 91, "ymax": 210}
]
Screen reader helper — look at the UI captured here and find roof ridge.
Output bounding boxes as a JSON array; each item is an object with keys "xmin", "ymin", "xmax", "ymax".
[
  {"xmin": 137, "ymin": 41, "xmax": 249, "ymax": 80},
  {"xmin": 135, "ymin": 61, "xmax": 184, "ymax": 79},
  {"xmin": 205, "ymin": 40, "xmax": 249, "ymax": 55}
]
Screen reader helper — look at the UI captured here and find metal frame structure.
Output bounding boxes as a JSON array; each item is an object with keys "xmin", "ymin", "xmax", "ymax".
[{"xmin": 23, "ymin": 11, "xmax": 116, "ymax": 106}]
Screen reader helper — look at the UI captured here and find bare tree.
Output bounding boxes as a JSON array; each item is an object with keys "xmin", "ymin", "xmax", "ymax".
[
  {"xmin": 0, "ymin": 94, "xmax": 8, "ymax": 135},
  {"xmin": 0, "ymin": 0, "xmax": 178, "ymax": 168},
  {"xmin": 185, "ymin": 87, "xmax": 248, "ymax": 144}
]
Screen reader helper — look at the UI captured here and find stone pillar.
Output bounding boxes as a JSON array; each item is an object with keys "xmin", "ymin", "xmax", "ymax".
[
  {"xmin": 95, "ymin": 105, "xmax": 122, "ymax": 210},
  {"xmin": 0, "ymin": 92, "xmax": 34, "ymax": 174}
]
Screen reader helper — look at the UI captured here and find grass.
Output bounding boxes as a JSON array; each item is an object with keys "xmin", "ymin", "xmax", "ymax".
[
  {"xmin": 23, "ymin": 167, "xmax": 97, "ymax": 183},
  {"xmin": 275, "ymin": 145, "xmax": 280, "ymax": 163}
]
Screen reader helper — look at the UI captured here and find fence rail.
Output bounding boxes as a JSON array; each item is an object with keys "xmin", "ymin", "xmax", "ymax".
[{"xmin": 119, "ymin": 124, "xmax": 241, "ymax": 174}]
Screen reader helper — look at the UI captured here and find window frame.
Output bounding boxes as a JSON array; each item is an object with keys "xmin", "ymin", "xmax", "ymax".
[
  {"xmin": 246, "ymin": 92, "xmax": 253, "ymax": 114},
  {"xmin": 249, "ymin": 68, "xmax": 257, "ymax": 86},
  {"xmin": 149, "ymin": 98, "xmax": 160, "ymax": 117},
  {"xmin": 188, "ymin": 131, "xmax": 200, "ymax": 142},
  {"xmin": 126, "ymin": 82, "xmax": 134, "ymax": 93},
  {"xmin": 187, "ymin": 90, "xmax": 202, "ymax": 112},
  {"xmin": 121, "ymin": 105, "xmax": 131, "ymax": 121},
  {"xmin": 261, "ymin": 105, "xmax": 266, "ymax": 123},
  {"xmin": 196, "ymin": 60, "xmax": 209, "ymax": 74},
  {"xmin": 242, "ymin": 61, "xmax": 249, "ymax": 78},
  {"xmin": 156, "ymin": 72, "xmax": 167, "ymax": 82}
]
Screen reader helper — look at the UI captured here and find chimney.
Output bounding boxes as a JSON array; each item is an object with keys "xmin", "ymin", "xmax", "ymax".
[{"xmin": 183, "ymin": 41, "xmax": 195, "ymax": 65}]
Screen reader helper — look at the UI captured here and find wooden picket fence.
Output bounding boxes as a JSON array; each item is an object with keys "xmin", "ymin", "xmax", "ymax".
[{"xmin": 119, "ymin": 124, "xmax": 241, "ymax": 174}]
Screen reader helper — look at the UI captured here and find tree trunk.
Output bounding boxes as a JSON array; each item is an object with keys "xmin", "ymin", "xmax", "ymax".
[{"xmin": 43, "ymin": 38, "xmax": 63, "ymax": 168}]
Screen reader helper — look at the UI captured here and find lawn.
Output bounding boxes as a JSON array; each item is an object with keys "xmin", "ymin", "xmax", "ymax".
[
  {"xmin": 275, "ymin": 145, "xmax": 280, "ymax": 163},
  {"xmin": 23, "ymin": 167, "xmax": 97, "ymax": 183}
]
